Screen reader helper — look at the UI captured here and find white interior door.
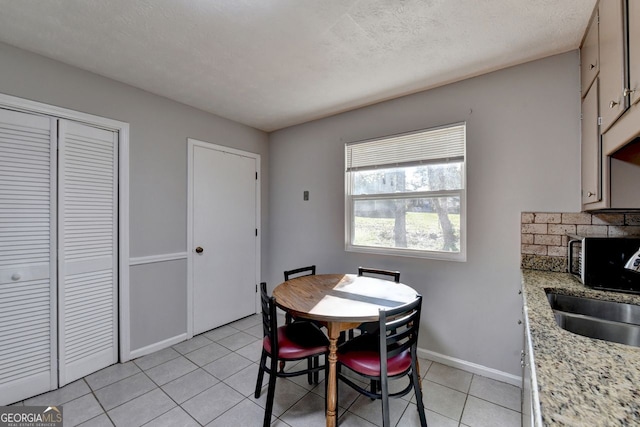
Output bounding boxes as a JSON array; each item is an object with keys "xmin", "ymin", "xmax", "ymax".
[
  {"xmin": 0, "ymin": 108, "xmax": 57, "ymax": 404},
  {"xmin": 58, "ymin": 119, "xmax": 118, "ymax": 385},
  {"xmin": 192, "ymin": 143, "xmax": 257, "ymax": 334}
]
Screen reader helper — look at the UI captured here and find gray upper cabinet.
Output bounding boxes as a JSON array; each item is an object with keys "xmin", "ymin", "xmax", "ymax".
[
  {"xmin": 629, "ymin": 0, "xmax": 640, "ymax": 107},
  {"xmin": 581, "ymin": 0, "xmax": 640, "ymax": 211},
  {"xmin": 598, "ymin": 0, "xmax": 625, "ymax": 134},
  {"xmin": 581, "ymin": 79, "xmax": 601, "ymax": 206},
  {"xmin": 580, "ymin": 6, "xmax": 604, "ymax": 210},
  {"xmin": 581, "ymin": 10, "xmax": 599, "ymax": 97}
]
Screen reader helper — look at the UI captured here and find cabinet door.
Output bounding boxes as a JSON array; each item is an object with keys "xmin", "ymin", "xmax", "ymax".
[
  {"xmin": 582, "ymin": 79, "xmax": 601, "ymax": 205},
  {"xmin": 629, "ymin": 0, "xmax": 640, "ymax": 106},
  {"xmin": 0, "ymin": 108, "xmax": 57, "ymax": 405},
  {"xmin": 581, "ymin": 10, "xmax": 599, "ymax": 97},
  {"xmin": 599, "ymin": 0, "xmax": 626, "ymax": 132}
]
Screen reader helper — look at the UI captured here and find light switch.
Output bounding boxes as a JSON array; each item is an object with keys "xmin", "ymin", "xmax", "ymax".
[{"xmin": 303, "ymin": 190, "xmax": 309, "ymax": 201}]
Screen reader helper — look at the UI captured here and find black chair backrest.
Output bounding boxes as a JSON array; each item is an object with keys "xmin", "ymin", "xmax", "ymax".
[
  {"xmin": 284, "ymin": 265, "xmax": 316, "ymax": 281},
  {"xmin": 358, "ymin": 267, "xmax": 400, "ymax": 283},
  {"xmin": 379, "ymin": 295, "xmax": 422, "ymax": 360},
  {"xmin": 259, "ymin": 282, "xmax": 278, "ymax": 355}
]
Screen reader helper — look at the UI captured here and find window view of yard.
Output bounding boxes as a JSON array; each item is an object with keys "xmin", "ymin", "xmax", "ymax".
[
  {"xmin": 353, "ymin": 200, "xmax": 461, "ymax": 252},
  {"xmin": 350, "ymin": 163, "xmax": 463, "ymax": 253}
]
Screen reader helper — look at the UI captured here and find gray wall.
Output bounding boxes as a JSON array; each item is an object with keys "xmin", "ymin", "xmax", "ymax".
[
  {"xmin": 268, "ymin": 51, "xmax": 581, "ymax": 376},
  {"xmin": 0, "ymin": 42, "xmax": 270, "ymax": 351}
]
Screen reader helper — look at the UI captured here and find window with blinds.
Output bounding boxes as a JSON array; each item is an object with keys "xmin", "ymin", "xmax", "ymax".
[{"xmin": 345, "ymin": 123, "xmax": 466, "ymax": 261}]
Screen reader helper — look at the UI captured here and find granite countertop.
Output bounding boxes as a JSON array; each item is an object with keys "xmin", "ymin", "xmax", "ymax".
[{"xmin": 522, "ymin": 270, "xmax": 640, "ymax": 426}]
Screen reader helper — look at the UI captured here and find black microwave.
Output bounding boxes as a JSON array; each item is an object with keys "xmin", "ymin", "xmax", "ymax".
[{"xmin": 568, "ymin": 235, "xmax": 640, "ymax": 293}]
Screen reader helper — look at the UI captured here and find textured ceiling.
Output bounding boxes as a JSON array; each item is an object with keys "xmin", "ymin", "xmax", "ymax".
[{"xmin": 0, "ymin": 0, "xmax": 596, "ymax": 131}]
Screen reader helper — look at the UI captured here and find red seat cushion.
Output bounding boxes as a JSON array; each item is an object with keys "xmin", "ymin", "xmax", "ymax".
[
  {"xmin": 338, "ymin": 349, "xmax": 411, "ymax": 377},
  {"xmin": 263, "ymin": 323, "xmax": 328, "ymax": 360}
]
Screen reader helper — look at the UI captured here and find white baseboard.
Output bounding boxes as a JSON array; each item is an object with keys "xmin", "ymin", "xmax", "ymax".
[
  {"xmin": 417, "ymin": 348, "xmax": 522, "ymax": 387},
  {"xmin": 128, "ymin": 333, "xmax": 188, "ymax": 361}
]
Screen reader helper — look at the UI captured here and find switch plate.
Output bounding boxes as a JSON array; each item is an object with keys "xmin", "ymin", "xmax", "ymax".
[{"xmin": 303, "ymin": 190, "xmax": 309, "ymax": 201}]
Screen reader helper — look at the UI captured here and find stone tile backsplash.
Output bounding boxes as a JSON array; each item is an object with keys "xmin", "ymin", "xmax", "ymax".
[{"xmin": 521, "ymin": 212, "xmax": 640, "ymax": 272}]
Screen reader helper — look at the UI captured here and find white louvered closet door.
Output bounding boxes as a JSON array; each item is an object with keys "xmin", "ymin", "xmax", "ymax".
[
  {"xmin": 0, "ymin": 108, "xmax": 57, "ymax": 405},
  {"xmin": 58, "ymin": 120, "xmax": 118, "ymax": 386}
]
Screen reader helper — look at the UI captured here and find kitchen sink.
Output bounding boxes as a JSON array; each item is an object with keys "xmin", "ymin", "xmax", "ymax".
[{"xmin": 547, "ymin": 293, "xmax": 640, "ymax": 347}]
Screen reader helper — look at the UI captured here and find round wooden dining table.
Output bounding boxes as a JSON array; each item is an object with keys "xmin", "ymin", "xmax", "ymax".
[{"xmin": 273, "ymin": 274, "xmax": 419, "ymax": 427}]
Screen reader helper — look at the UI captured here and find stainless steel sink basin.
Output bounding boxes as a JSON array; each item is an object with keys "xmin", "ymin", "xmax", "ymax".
[{"xmin": 547, "ymin": 293, "xmax": 640, "ymax": 347}]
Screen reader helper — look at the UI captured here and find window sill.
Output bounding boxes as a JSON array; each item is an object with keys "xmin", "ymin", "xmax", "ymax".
[{"xmin": 345, "ymin": 244, "xmax": 466, "ymax": 262}]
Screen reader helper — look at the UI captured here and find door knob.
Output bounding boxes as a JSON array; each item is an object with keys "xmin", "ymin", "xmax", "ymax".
[
  {"xmin": 610, "ymin": 100, "xmax": 618, "ymax": 109},
  {"xmin": 195, "ymin": 246, "xmax": 204, "ymax": 254},
  {"xmin": 11, "ymin": 273, "xmax": 21, "ymax": 281}
]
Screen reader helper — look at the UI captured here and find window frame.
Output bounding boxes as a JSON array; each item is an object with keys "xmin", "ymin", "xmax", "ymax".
[{"xmin": 344, "ymin": 123, "xmax": 467, "ymax": 262}]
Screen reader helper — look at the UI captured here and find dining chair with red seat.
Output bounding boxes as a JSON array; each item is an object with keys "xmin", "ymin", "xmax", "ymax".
[
  {"xmin": 254, "ymin": 282, "xmax": 329, "ymax": 427},
  {"xmin": 283, "ymin": 265, "xmax": 316, "ymax": 325},
  {"xmin": 284, "ymin": 265, "xmax": 316, "ymax": 280},
  {"xmin": 336, "ymin": 295, "xmax": 427, "ymax": 427},
  {"xmin": 357, "ymin": 266, "xmax": 401, "ymax": 283},
  {"xmin": 281, "ymin": 265, "xmax": 321, "ymax": 374},
  {"xmin": 351, "ymin": 267, "xmax": 401, "ymax": 337}
]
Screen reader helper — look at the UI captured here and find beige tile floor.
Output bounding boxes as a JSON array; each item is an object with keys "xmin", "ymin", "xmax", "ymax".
[{"xmin": 11, "ymin": 314, "xmax": 522, "ymax": 427}]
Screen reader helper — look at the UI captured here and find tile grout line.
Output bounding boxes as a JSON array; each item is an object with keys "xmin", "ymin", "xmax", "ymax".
[
  {"xmin": 134, "ymin": 351, "xmax": 218, "ymax": 426},
  {"xmin": 81, "ymin": 376, "xmax": 116, "ymax": 427},
  {"xmin": 128, "ymin": 367, "xmax": 200, "ymax": 427},
  {"xmin": 91, "ymin": 355, "xmax": 199, "ymax": 426},
  {"xmin": 457, "ymin": 373, "xmax": 472, "ymax": 424}
]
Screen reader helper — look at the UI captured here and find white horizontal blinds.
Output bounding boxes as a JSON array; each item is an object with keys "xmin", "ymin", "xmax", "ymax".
[
  {"xmin": 58, "ymin": 119, "xmax": 118, "ymax": 385},
  {"xmin": 346, "ymin": 123, "xmax": 465, "ymax": 171},
  {"xmin": 0, "ymin": 108, "xmax": 57, "ymax": 404}
]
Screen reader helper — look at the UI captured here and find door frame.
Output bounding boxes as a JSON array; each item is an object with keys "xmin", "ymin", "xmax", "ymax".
[
  {"xmin": 186, "ymin": 138, "xmax": 261, "ymax": 339},
  {"xmin": 0, "ymin": 93, "xmax": 131, "ymax": 362}
]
